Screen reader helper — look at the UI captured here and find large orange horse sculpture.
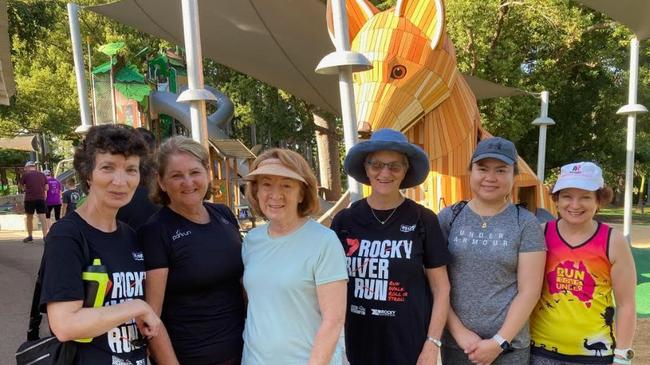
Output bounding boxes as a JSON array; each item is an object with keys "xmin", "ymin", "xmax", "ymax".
[{"xmin": 326, "ymin": 0, "xmax": 554, "ymax": 214}]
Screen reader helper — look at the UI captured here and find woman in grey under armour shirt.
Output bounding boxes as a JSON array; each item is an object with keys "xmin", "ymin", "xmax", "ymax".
[{"xmin": 438, "ymin": 137, "xmax": 547, "ymax": 365}]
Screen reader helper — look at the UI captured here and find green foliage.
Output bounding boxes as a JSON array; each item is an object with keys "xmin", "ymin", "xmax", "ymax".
[
  {"xmin": 92, "ymin": 59, "xmax": 116, "ymax": 74},
  {"xmin": 442, "ymin": 0, "xmax": 649, "ymax": 188},
  {"xmin": 0, "ymin": 0, "xmax": 163, "ymax": 155},
  {"xmin": 114, "ymin": 83, "xmax": 150, "ymax": 103},
  {"xmin": 3, "ymin": 0, "xmax": 649, "ymax": 192},
  {"xmin": 0, "ymin": 149, "xmax": 29, "ymax": 167},
  {"xmin": 205, "ymin": 61, "xmax": 316, "ymax": 152},
  {"xmin": 115, "ymin": 64, "xmax": 145, "ymax": 83},
  {"xmin": 97, "ymin": 41, "xmax": 125, "ymax": 57}
]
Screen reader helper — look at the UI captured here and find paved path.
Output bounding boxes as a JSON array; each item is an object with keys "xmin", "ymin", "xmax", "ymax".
[{"xmin": 0, "ymin": 231, "xmax": 45, "ymax": 364}]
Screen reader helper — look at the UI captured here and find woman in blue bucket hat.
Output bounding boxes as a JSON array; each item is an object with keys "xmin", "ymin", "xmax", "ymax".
[{"xmin": 331, "ymin": 128, "xmax": 451, "ymax": 365}]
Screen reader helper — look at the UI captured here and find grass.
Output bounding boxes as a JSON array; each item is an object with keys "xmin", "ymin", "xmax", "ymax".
[
  {"xmin": 596, "ymin": 207, "xmax": 650, "ymax": 226},
  {"xmin": 589, "ymin": 207, "xmax": 650, "ymax": 317},
  {"xmin": 633, "ymin": 247, "xmax": 650, "ymax": 318}
]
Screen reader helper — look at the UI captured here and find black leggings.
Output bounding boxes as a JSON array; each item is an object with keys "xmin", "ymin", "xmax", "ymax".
[{"xmin": 46, "ymin": 204, "xmax": 61, "ymax": 220}]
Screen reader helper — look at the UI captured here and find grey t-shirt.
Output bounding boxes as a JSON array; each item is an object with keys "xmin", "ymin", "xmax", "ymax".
[{"xmin": 438, "ymin": 203, "xmax": 545, "ymax": 349}]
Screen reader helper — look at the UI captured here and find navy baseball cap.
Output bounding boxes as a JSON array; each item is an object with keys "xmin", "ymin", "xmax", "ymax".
[{"xmin": 471, "ymin": 137, "xmax": 517, "ymax": 165}]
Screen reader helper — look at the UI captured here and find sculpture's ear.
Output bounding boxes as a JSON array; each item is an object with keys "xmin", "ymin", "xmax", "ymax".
[
  {"xmin": 327, "ymin": 0, "xmax": 379, "ymax": 45},
  {"xmin": 394, "ymin": 0, "xmax": 445, "ymax": 49}
]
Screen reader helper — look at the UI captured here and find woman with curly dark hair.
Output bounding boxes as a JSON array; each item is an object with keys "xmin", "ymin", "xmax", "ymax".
[{"xmin": 39, "ymin": 124, "xmax": 162, "ymax": 364}]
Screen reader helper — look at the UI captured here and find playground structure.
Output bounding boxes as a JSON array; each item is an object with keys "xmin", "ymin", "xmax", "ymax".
[
  {"xmin": 87, "ymin": 43, "xmax": 256, "ymax": 213},
  {"xmin": 323, "ymin": 0, "xmax": 555, "ymax": 215},
  {"xmin": 80, "ymin": 0, "xmax": 556, "ymax": 221}
]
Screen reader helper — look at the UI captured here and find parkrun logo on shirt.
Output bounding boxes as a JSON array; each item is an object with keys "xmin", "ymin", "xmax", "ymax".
[{"xmin": 172, "ymin": 229, "xmax": 192, "ymax": 241}]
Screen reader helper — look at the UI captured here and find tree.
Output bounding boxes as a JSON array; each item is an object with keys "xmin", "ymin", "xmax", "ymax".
[{"xmin": 444, "ymin": 0, "xmax": 649, "ymax": 192}]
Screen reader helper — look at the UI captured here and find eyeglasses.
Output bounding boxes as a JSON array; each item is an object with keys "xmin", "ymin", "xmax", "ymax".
[{"xmin": 366, "ymin": 160, "xmax": 407, "ymax": 173}]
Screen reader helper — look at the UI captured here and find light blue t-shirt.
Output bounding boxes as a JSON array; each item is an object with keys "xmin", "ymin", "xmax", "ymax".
[{"xmin": 242, "ymin": 219, "xmax": 348, "ymax": 365}]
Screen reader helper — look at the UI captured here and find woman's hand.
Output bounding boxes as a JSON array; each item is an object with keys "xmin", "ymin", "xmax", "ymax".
[
  {"xmin": 466, "ymin": 339, "xmax": 501, "ymax": 365},
  {"xmin": 451, "ymin": 327, "xmax": 481, "ymax": 353},
  {"xmin": 134, "ymin": 299, "xmax": 162, "ymax": 338},
  {"xmin": 416, "ymin": 340, "xmax": 439, "ymax": 365}
]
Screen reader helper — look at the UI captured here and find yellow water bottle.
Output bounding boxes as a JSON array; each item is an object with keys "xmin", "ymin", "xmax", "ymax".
[{"xmin": 75, "ymin": 258, "xmax": 109, "ymax": 343}]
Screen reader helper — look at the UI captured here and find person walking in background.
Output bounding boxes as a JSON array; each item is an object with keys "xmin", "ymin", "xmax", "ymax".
[
  {"xmin": 530, "ymin": 162, "xmax": 637, "ymax": 365},
  {"xmin": 139, "ymin": 136, "xmax": 245, "ymax": 365},
  {"xmin": 117, "ymin": 127, "xmax": 160, "ymax": 230},
  {"xmin": 438, "ymin": 137, "xmax": 546, "ymax": 365},
  {"xmin": 20, "ymin": 161, "xmax": 48, "ymax": 242},
  {"xmin": 242, "ymin": 148, "xmax": 348, "ymax": 365},
  {"xmin": 40, "ymin": 125, "xmax": 162, "ymax": 364},
  {"xmin": 331, "ymin": 128, "xmax": 451, "ymax": 365},
  {"xmin": 61, "ymin": 177, "xmax": 81, "ymax": 217},
  {"xmin": 44, "ymin": 169, "xmax": 62, "ymax": 229}
]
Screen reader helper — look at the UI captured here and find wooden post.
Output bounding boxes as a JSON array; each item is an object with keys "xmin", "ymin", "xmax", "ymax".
[{"xmin": 233, "ymin": 158, "xmax": 239, "ymax": 208}]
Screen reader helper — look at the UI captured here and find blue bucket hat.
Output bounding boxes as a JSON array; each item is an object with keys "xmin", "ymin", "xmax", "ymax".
[{"xmin": 344, "ymin": 128, "xmax": 430, "ymax": 189}]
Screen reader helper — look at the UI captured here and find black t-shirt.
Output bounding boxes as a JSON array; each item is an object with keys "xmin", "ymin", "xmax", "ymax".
[
  {"xmin": 62, "ymin": 189, "xmax": 81, "ymax": 216},
  {"xmin": 331, "ymin": 198, "xmax": 451, "ymax": 365},
  {"xmin": 138, "ymin": 203, "xmax": 245, "ymax": 365},
  {"xmin": 40, "ymin": 212, "xmax": 147, "ymax": 365},
  {"xmin": 117, "ymin": 186, "xmax": 160, "ymax": 231}
]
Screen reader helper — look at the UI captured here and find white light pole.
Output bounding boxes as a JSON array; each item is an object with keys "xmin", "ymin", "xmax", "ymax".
[
  {"xmin": 315, "ymin": 0, "xmax": 371, "ymax": 203},
  {"xmin": 67, "ymin": 3, "xmax": 93, "ymax": 134},
  {"xmin": 531, "ymin": 91, "xmax": 555, "ymax": 183},
  {"xmin": 177, "ymin": 0, "xmax": 216, "ymax": 150},
  {"xmin": 617, "ymin": 37, "xmax": 648, "ymax": 243}
]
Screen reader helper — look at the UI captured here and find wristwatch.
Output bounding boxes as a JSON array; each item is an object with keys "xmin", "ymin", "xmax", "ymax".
[
  {"xmin": 426, "ymin": 336, "xmax": 442, "ymax": 347},
  {"xmin": 614, "ymin": 348, "xmax": 635, "ymax": 360},
  {"xmin": 492, "ymin": 334, "xmax": 513, "ymax": 353}
]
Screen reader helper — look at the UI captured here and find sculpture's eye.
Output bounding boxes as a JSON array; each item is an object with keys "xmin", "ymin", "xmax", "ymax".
[{"xmin": 390, "ymin": 65, "xmax": 407, "ymax": 79}]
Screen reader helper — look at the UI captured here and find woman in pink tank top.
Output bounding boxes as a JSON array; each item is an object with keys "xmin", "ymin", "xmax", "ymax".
[{"xmin": 529, "ymin": 162, "xmax": 637, "ymax": 365}]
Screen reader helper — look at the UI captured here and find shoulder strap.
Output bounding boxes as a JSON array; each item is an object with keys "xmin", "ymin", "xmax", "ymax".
[
  {"xmin": 449, "ymin": 200, "xmax": 468, "ymax": 228},
  {"xmin": 27, "ymin": 222, "xmax": 89, "ymax": 340},
  {"xmin": 415, "ymin": 203, "xmax": 426, "ymax": 240}
]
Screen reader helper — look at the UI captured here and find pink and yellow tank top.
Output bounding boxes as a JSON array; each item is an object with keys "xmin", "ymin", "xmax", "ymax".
[{"xmin": 530, "ymin": 219, "xmax": 614, "ymax": 363}]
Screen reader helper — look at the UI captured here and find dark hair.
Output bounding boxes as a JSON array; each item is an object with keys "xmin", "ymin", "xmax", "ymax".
[
  {"xmin": 136, "ymin": 127, "xmax": 156, "ymax": 151},
  {"xmin": 66, "ymin": 177, "xmax": 76, "ymax": 186},
  {"xmin": 74, "ymin": 125, "xmax": 148, "ymax": 193},
  {"xmin": 551, "ymin": 186, "xmax": 614, "ymax": 206},
  {"xmin": 135, "ymin": 127, "xmax": 157, "ymax": 186},
  {"xmin": 151, "ymin": 136, "xmax": 210, "ymax": 205}
]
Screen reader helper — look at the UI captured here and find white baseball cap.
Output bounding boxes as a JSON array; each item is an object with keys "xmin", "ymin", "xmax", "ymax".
[{"xmin": 552, "ymin": 162, "xmax": 604, "ymax": 193}]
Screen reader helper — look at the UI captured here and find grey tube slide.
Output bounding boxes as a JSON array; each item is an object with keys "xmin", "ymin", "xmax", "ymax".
[
  {"xmin": 150, "ymin": 86, "xmax": 234, "ymax": 140},
  {"xmin": 150, "ymin": 86, "xmax": 250, "ymax": 177}
]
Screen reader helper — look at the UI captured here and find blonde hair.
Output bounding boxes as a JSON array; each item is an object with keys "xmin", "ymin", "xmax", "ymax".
[
  {"xmin": 245, "ymin": 148, "xmax": 319, "ymax": 218},
  {"xmin": 151, "ymin": 136, "xmax": 210, "ymax": 205}
]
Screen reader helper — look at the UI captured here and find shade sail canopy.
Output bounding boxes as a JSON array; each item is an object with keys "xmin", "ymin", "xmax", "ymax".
[
  {"xmin": 577, "ymin": 0, "xmax": 650, "ymax": 40},
  {"xmin": 0, "ymin": 0, "xmax": 15, "ymax": 106},
  {"xmin": 0, "ymin": 135, "xmax": 34, "ymax": 152},
  {"xmin": 89, "ymin": 0, "xmax": 341, "ymax": 114},
  {"xmin": 463, "ymin": 74, "xmax": 526, "ymax": 100},
  {"xmin": 88, "ymin": 0, "xmax": 528, "ymax": 114}
]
